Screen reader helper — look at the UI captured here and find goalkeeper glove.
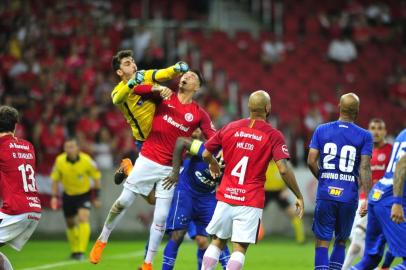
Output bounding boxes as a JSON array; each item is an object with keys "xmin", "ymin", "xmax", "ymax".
[
  {"xmin": 174, "ymin": 61, "xmax": 189, "ymax": 73},
  {"xmin": 128, "ymin": 71, "xmax": 145, "ymax": 89}
]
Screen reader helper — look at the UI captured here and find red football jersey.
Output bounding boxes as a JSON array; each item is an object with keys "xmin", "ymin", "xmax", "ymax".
[
  {"xmin": 359, "ymin": 142, "xmax": 392, "ymax": 200},
  {"xmin": 141, "ymin": 94, "xmax": 216, "ymax": 166},
  {"xmin": 0, "ymin": 135, "xmax": 41, "ymax": 214},
  {"xmin": 205, "ymin": 119, "xmax": 290, "ymax": 208}
]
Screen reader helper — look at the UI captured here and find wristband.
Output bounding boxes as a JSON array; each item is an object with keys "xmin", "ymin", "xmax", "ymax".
[
  {"xmin": 94, "ymin": 189, "xmax": 100, "ymax": 198},
  {"xmin": 393, "ymin": 196, "xmax": 403, "ymax": 205}
]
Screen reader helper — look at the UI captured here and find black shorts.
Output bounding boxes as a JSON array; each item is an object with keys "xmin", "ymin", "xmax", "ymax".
[
  {"xmin": 62, "ymin": 192, "xmax": 91, "ymax": 218},
  {"xmin": 264, "ymin": 190, "xmax": 290, "ymax": 209}
]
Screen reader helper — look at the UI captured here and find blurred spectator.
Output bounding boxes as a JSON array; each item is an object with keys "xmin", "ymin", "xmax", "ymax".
[
  {"xmin": 132, "ymin": 24, "xmax": 152, "ymax": 62},
  {"xmin": 352, "ymin": 14, "xmax": 371, "ymax": 46},
  {"xmin": 92, "ymin": 128, "xmax": 116, "ymax": 170},
  {"xmin": 389, "ymin": 74, "xmax": 406, "ymax": 108},
  {"xmin": 138, "ymin": 39, "xmax": 165, "ymax": 69},
  {"xmin": 261, "ymin": 36, "xmax": 286, "ymax": 68},
  {"xmin": 328, "ymin": 34, "xmax": 357, "ymax": 63}
]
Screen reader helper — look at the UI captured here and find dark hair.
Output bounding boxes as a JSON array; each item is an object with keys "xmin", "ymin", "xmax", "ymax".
[
  {"xmin": 190, "ymin": 69, "xmax": 205, "ymax": 87},
  {"xmin": 0, "ymin": 105, "xmax": 19, "ymax": 133},
  {"xmin": 65, "ymin": 137, "xmax": 78, "ymax": 144},
  {"xmin": 111, "ymin": 50, "xmax": 133, "ymax": 72}
]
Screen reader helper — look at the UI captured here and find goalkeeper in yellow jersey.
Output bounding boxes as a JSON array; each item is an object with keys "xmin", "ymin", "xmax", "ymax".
[
  {"xmin": 262, "ymin": 160, "xmax": 305, "ymax": 244},
  {"xmin": 110, "ymin": 49, "xmax": 189, "ymax": 187}
]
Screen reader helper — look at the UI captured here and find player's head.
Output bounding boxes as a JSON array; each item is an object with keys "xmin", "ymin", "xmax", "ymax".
[
  {"xmin": 179, "ymin": 70, "xmax": 204, "ymax": 92},
  {"xmin": 64, "ymin": 137, "xmax": 80, "ymax": 159},
  {"xmin": 368, "ymin": 118, "xmax": 387, "ymax": 144},
  {"xmin": 191, "ymin": 128, "xmax": 203, "ymax": 140},
  {"xmin": 339, "ymin": 93, "xmax": 359, "ymax": 121},
  {"xmin": 248, "ymin": 90, "xmax": 271, "ymax": 119},
  {"xmin": 0, "ymin": 105, "xmax": 19, "ymax": 134},
  {"xmin": 112, "ymin": 50, "xmax": 137, "ymax": 81}
]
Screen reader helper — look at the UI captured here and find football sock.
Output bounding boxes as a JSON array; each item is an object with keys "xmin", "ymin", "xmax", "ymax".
[
  {"xmin": 202, "ymin": 244, "xmax": 221, "ymax": 270},
  {"xmin": 162, "ymin": 239, "xmax": 179, "ymax": 270},
  {"xmin": 197, "ymin": 248, "xmax": 205, "ymax": 270},
  {"xmin": 329, "ymin": 243, "xmax": 345, "ymax": 270},
  {"xmin": 66, "ymin": 226, "xmax": 79, "ymax": 253},
  {"xmin": 315, "ymin": 247, "xmax": 329, "ymax": 270},
  {"xmin": 98, "ymin": 188, "xmax": 136, "ymax": 242},
  {"xmin": 219, "ymin": 245, "xmax": 231, "ymax": 270},
  {"xmin": 350, "ymin": 254, "xmax": 381, "ymax": 270},
  {"xmin": 342, "ymin": 243, "xmax": 362, "ymax": 270},
  {"xmin": 0, "ymin": 252, "xmax": 13, "ymax": 270},
  {"xmin": 226, "ymin": 251, "xmax": 245, "ymax": 270},
  {"xmin": 381, "ymin": 250, "xmax": 395, "ymax": 268},
  {"xmin": 391, "ymin": 258, "xmax": 406, "ymax": 270},
  {"xmin": 145, "ymin": 197, "xmax": 171, "ymax": 264},
  {"xmin": 78, "ymin": 222, "xmax": 91, "ymax": 253},
  {"xmin": 292, "ymin": 216, "xmax": 305, "ymax": 243}
]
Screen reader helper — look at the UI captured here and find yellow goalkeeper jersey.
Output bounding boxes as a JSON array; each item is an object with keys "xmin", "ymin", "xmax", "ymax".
[
  {"xmin": 50, "ymin": 152, "xmax": 101, "ymax": 196},
  {"xmin": 111, "ymin": 65, "xmax": 180, "ymax": 141},
  {"xmin": 264, "ymin": 160, "xmax": 286, "ymax": 191}
]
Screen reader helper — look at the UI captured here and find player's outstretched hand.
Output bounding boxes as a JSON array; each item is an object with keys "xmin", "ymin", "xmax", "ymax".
[
  {"xmin": 152, "ymin": 85, "xmax": 172, "ymax": 100},
  {"xmin": 174, "ymin": 61, "xmax": 189, "ymax": 73},
  {"xmin": 295, "ymin": 198, "xmax": 304, "ymax": 219},
  {"xmin": 163, "ymin": 171, "xmax": 179, "ymax": 190},
  {"xmin": 359, "ymin": 200, "xmax": 368, "ymax": 217},
  {"xmin": 391, "ymin": 203, "xmax": 406, "ymax": 224},
  {"xmin": 128, "ymin": 71, "xmax": 145, "ymax": 89},
  {"xmin": 209, "ymin": 161, "xmax": 221, "ymax": 179},
  {"xmin": 50, "ymin": 196, "xmax": 58, "ymax": 210}
]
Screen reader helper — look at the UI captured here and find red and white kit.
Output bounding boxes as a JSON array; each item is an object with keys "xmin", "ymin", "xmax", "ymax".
[{"xmin": 204, "ymin": 119, "xmax": 290, "ymax": 243}]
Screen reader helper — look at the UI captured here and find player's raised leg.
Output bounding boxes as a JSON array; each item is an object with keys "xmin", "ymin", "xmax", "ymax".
[{"xmin": 0, "ymin": 252, "xmax": 13, "ymax": 270}]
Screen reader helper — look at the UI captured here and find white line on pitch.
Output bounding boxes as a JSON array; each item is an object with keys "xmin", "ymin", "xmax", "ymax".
[{"xmin": 21, "ymin": 250, "xmax": 146, "ymax": 270}]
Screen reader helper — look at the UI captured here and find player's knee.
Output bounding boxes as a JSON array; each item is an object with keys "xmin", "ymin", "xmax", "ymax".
[
  {"xmin": 195, "ymin": 235, "xmax": 209, "ymax": 249},
  {"xmin": 171, "ymin": 230, "xmax": 186, "ymax": 246},
  {"xmin": 334, "ymin": 238, "xmax": 347, "ymax": 246},
  {"xmin": 111, "ymin": 201, "xmax": 125, "ymax": 214}
]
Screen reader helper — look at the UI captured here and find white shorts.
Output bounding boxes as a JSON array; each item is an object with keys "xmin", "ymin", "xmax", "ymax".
[
  {"xmin": 124, "ymin": 154, "xmax": 174, "ymax": 199},
  {"xmin": 206, "ymin": 201, "xmax": 263, "ymax": 244},
  {"xmin": 350, "ymin": 199, "xmax": 367, "ymax": 242},
  {"xmin": 0, "ymin": 212, "xmax": 41, "ymax": 251}
]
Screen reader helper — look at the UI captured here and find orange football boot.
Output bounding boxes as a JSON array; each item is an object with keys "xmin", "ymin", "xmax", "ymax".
[
  {"xmin": 140, "ymin": 262, "xmax": 153, "ymax": 270},
  {"xmin": 114, "ymin": 158, "xmax": 133, "ymax": 185},
  {"xmin": 89, "ymin": 240, "xmax": 106, "ymax": 264}
]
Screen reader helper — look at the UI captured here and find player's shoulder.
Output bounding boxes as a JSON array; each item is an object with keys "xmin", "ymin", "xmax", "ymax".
[
  {"xmin": 55, "ymin": 153, "xmax": 67, "ymax": 163},
  {"xmin": 396, "ymin": 128, "xmax": 406, "ymax": 142},
  {"xmin": 383, "ymin": 143, "xmax": 393, "ymax": 151},
  {"xmin": 79, "ymin": 152, "xmax": 92, "ymax": 161},
  {"xmin": 112, "ymin": 81, "xmax": 125, "ymax": 91}
]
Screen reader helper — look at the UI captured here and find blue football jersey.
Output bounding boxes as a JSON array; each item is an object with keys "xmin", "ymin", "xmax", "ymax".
[
  {"xmin": 178, "ymin": 143, "xmax": 217, "ymax": 194},
  {"xmin": 310, "ymin": 120, "xmax": 373, "ymax": 203},
  {"xmin": 369, "ymin": 129, "xmax": 406, "ymax": 206}
]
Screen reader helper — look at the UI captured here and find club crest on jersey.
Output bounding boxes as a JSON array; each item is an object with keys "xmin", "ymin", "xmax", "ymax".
[
  {"xmin": 282, "ymin": 145, "xmax": 289, "ymax": 155},
  {"xmin": 371, "ymin": 188, "xmax": 383, "ymax": 201},
  {"xmin": 377, "ymin": 153, "xmax": 386, "ymax": 162},
  {"xmin": 328, "ymin": 186, "xmax": 343, "ymax": 197},
  {"xmin": 185, "ymin": 113, "xmax": 193, "ymax": 122}
]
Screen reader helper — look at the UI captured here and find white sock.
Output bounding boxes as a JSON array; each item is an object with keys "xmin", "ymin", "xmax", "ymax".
[
  {"xmin": 145, "ymin": 197, "xmax": 172, "ymax": 263},
  {"xmin": 0, "ymin": 252, "xmax": 13, "ymax": 270},
  {"xmin": 342, "ymin": 243, "xmax": 361, "ymax": 270},
  {"xmin": 98, "ymin": 188, "xmax": 136, "ymax": 242},
  {"xmin": 201, "ymin": 245, "xmax": 221, "ymax": 270},
  {"xmin": 226, "ymin": 251, "xmax": 245, "ymax": 270}
]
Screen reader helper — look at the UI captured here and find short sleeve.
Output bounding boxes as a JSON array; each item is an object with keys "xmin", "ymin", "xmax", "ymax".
[
  {"xmin": 309, "ymin": 126, "xmax": 321, "ymax": 150},
  {"xmin": 199, "ymin": 107, "xmax": 216, "ymax": 139},
  {"xmin": 50, "ymin": 159, "xmax": 61, "ymax": 182},
  {"xmin": 361, "ymin": 131, "xmax": 373, "ymax": 156},
  {"xmin": 271, "ymin": 131, "xmax": 290, "ymax": 162},
  {"xmin": 88, "ymin": 157, "xmax": 102, "ymax": 180}
]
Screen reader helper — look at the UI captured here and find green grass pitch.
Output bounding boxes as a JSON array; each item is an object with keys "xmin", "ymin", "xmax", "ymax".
[{"xmin": 4, "ymin": 238, "xmax": 315, "ymax": 269}]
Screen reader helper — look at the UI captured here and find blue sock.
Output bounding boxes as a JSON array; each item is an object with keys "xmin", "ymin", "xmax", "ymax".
[
  {"xmin": 329, "ymin": 243, "xmax": 345, "ymax": 270},
  {"xmin": 219, "ymin": 245, "xmax": 231, "ymax": 270},
  {"xmin": 162, "ymin": 239, "xmax": 179, "ymax": 270},
  {"xmin": 350, "ymin": 254, "xmax": 382, "ymax": 270},
  {"xmin": 197, "ymin": 248, "xmax": 205, "ymax": 270},
  {"xmin": 315, "ymin": 247, "xmax": 329, "ymax": 270},
  {"xmin": 391, "ymin": 258, "xmax": 406, "ymax": 270},
  {"xmin": 381, "ymin": 250, "xmax": 395, "ymax": 268}
]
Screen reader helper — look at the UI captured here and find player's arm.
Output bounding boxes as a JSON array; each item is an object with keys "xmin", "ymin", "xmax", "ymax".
[
  {"xmin": 275, "ymin": 159, "xmax": 305, "ymax": 218},
  {"xmin": 132, "ymin": 84, "xmax": 172, "ymax": 100},
  {"xmin": 202, "ymin": 149, "xmax": 221, "ymax": 179},
  {"xmin": 50, "ymin": 161, "xmax": 61, "ymax": 210},
  {"xmin": 198, "ymin": 107, "xmax": 216, "ymax": 139},
  {"xmin": 88, "ymin": 158, "xmax": 102, "ymax": 208},
  {"xmin": 202, "ymin": 128, "xmax": 224, "ymax": 178},
  {"xmin": 111, "ymin": 83, "xmax": 132, "ymax": 105},
  {"xmin": 391, "ymin": 155, "xmax": 406, "ymax": 223},
  {"xmin": 143, "ymin": 62, "xmax": 189, "ymax": 83},
  {"xmin": 162, "ymin": 137, "xmax": 194, "ymax": 190},
  {"xmin": 307, "ymin": 148, "xmax": 320, "ymax": 178}
]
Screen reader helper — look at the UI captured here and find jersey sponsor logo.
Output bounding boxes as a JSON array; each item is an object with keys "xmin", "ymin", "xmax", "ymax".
[
  {"xmin": 371, "ymin": 188, "xmax": 384, "ymax": 201},
  {"xmin": 224, "ymin": 193, "xmax": 246, "ymax": 201},
  {"xmin": 163, "ymin": 114, "xmax": 190, "ymax": 132},
  {"xmin": 377, "ymin": 153, "xmax": 386, "ymax": 162},
  {"xmin": 184, "ymin": 113, "xmax": 194, "ymax": 122},
  {"xmin": 233, "ymin": 131, "xmax": 262, "ymax": 141},
  {"xmin": 8, "ymin": 142, "xmax": 29, "ymax": 150},
  {"xmin": 194, "ymin": 170, "xmax": 216, "ymax": 187},
  {"xmin": 371, "ymin": 164, "xmax": 386, "ymax": 171},
  {"xmin": 168, "ymin": 104, "xmax": 175, "ymax": 108},
  {"xmin": 328, "ymin": 186, "xmax": 343, "ymax": 197}
]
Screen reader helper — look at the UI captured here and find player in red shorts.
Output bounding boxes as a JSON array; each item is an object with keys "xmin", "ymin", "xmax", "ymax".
[
  {"xmin": 0, "ymin": 106, "xmax": 41, "ymax": 270},
  {"xmin": 200, "ymin": 90, "xmax": 304, "ymax": 270},
  {"xmin": 343, "ymin": 118, "xmax": 392, "ymax": 270},
  {"xmin": 90, "ymin": 70, "xmax": 215, "ymax": 270}
]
